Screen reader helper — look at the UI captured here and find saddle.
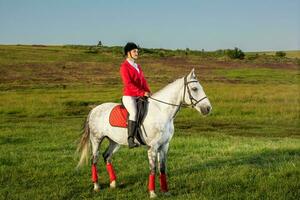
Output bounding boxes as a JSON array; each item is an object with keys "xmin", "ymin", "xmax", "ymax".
[{"xmin": 109, "ymin": 97, "xmax": 149, "ymax": 145}]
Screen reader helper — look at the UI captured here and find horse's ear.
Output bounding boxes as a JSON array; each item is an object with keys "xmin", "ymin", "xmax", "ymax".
[{"xmin": 188, "ymin": 68, "xmax": 196, "ymax": 79}]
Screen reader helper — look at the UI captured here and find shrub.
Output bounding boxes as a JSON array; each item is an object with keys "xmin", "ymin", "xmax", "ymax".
[
  {"xmin": 110, "ymin": 46, "xmax": 123, "ymax": 55},
  {"xmin": 246, "ymin": 53, "xmax": 259, "ymax": 60},
  {"xmin": 225, "ymin": 47, "xmax": 245, "ymax": 59},
  {"xmin": 158, "ymin": 50, "xmax": 165, "ymax": 57},
  {"xmin": 85, "ymin": 47, "xmax": 99, "ymax": 54},
  {"xmin": 141, "ymin": 48, "xmax": 155, "ymax": 54},
  {"xmin": 275, "ymin": 51, "xmax": 286, "ymax": 57},
  {"xmin": 215, "ymin": 49, "xmax": 226, "ymax": 57}
]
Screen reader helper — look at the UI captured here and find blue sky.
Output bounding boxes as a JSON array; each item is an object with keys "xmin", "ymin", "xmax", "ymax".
[{"xmin": 0, "ymin": 0, "xmax": 299, "ymax": 51}]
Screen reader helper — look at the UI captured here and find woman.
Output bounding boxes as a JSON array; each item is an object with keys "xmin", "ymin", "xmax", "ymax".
[{"xmin": 120, "ymin": 42, "xmax": 151, "ymax": 148}]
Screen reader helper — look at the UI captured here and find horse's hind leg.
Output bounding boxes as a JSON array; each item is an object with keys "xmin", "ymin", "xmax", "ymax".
[
  {"xmin": 102, "ymin": 139, "xmax": 120, "ymax": 188},
  {"xmin": 91, "ymin": 135, "xmax": 104, "ymax": 192}
]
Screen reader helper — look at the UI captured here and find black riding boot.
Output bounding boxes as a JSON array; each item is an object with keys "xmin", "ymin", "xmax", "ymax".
[{"xmin": 127, "ymin": 120, "xmax": 139, "ymax": 148}]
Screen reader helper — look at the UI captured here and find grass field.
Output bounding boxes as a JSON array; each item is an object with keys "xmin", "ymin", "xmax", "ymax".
[
  {"xmin": 0, "ymin": 45, "xmax": 299, "ymax": 199},
  {"xmin": 251, "ymin": 50, "xmax": 300, "ymax": 59}
]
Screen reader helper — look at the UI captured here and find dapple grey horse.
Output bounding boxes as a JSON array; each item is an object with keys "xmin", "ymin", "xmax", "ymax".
[{"xmin": 77, "ymin": 69, "xmax": 212, "ymax": 198}]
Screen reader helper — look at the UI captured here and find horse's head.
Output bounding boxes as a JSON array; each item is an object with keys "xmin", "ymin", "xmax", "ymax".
[{"xmin": 182, "ymin": 69, "xmax": 212, "ymax": 115}]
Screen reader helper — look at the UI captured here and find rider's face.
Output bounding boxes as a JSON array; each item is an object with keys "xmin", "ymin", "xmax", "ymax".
[{"xmin": 128, "ymin": 49, "xmax": 139, "ymax": 60}]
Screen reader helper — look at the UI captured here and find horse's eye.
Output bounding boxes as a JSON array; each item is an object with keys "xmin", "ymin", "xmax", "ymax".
[{"xmin": 192, "ymin": 87, "xmax": 198, "ymax": 91}]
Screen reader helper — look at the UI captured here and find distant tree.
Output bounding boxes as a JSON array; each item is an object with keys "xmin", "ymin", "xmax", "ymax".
[
  {"xmin": 275, "ymin": 51, "xmax": 286, "ymax": 57},
  {"xmin": 226, "ymin": 47, "xmax": 245, "ymax": 59},
  {"xmin": 97, "ymin": 41, "xmax": 102, "ymax": 46},
  {"xmin": 185, "ymin": 48, "xmax": 190, "ymax": 56}
]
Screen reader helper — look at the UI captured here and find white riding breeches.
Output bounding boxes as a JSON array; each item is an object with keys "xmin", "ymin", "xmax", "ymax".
[{"xmin": 122, "ymin": 96, "xmax": 138, "ymax": 121}]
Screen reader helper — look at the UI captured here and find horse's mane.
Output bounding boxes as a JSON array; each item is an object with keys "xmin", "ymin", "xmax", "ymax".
[{"xmin": 152, "ymin": 77, "xmax": 183, "ymax": 98}]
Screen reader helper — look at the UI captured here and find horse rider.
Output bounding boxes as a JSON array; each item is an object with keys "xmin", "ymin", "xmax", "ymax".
[{"xmin": 120, "ymin": 42, "xmax": 151, "ymax": 148}]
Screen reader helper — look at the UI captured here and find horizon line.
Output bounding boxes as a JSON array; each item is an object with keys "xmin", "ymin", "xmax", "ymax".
[{"xmin": 0, "ymin": 43, "xmax": 299, "ymax": 53}]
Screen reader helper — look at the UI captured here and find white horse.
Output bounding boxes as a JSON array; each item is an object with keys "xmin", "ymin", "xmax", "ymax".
[{"xmin": 77, "ymin": 69, "xmax": 212, "ymax": 198}]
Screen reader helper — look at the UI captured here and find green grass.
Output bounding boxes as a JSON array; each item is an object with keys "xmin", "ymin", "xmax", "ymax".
[
  {"xmin": 0, "ymin": 45, "xmax": 299, "ymax": 199},
  {"xmin": 251, "ymin": 50, "xmax": 300, "ymax": 59},
  {"xmin": 214, "ymin": 68, "xmax": 299, "ymax": 84}
]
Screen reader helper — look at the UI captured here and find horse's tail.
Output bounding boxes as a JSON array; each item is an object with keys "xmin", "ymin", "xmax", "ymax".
[{"xmin": 76, "ymin": 112, "xmax": 91, "ymax": 168}]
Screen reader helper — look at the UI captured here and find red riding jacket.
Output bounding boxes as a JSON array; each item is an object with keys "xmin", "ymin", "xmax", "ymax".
[{"xmin": 120, "ymin": 60, "xmax": 151, "ymax": 97}]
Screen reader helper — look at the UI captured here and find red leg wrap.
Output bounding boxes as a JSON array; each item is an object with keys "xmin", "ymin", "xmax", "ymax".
[
  {"xmin": 92, "ymin": 164, "xmax": 98, "ymax": 183},
  {"xmin": 106, "ymin": 163, "xmax": 116, "ymax": 182},
  {"xmin": 148, "ymin": 173, "xmax": 156, "ymax": 191},
  {"xmin": 159, "ymin": 173, "xmax": 168, "ymax": 192}
]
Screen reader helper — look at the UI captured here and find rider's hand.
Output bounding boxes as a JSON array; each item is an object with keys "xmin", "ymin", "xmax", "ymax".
[{"xmin": 144, "ymin": 92, "xmax": 151, "ymax": 97}]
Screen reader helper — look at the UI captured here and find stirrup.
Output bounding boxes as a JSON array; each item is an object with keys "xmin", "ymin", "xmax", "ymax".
[{"xmin": 128, "ymin": 137, "xmax": 139, "ymax": 148}]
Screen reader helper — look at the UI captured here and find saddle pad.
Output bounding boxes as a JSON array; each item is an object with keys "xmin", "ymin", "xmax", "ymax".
[{"xmin": 109, "ymin": 105, "xmax": 128, "ymax": 128}]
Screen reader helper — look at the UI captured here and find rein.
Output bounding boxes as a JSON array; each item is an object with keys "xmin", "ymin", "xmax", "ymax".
[{"xmin": 149, "ymin": 75, "xmax": 207, "ymax": 118}]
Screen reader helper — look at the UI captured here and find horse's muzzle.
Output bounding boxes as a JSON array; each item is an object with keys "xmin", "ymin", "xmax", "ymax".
[{"xmin": 200, "ymin": 105, "xmax": 212, "ymax": 115}]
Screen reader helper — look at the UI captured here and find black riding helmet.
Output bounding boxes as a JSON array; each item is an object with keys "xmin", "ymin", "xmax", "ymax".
[{"xmin": 124, "ymin": 42, "xmax": 139, "ymax": 56}]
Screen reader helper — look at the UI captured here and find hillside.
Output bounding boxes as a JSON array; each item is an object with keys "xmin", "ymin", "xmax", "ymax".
[{"xmin": 0, "ymin": 45, "xmax": 299, "ymax": 90}]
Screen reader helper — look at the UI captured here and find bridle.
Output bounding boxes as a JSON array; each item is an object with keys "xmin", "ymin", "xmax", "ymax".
[{"xmin": 149, "ymin": 75, "xmax": 207, "ymax": 118}]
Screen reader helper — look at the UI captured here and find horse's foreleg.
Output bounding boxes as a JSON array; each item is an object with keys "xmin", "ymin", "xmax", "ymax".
[
  {"xmin": 158, "ymin": 143, "xmax": 170, "ymax": 194},
  {"xmin": 102, "ymin": 139, "xmax": 120, "ymax": 188},
  {"xmin": 147, "ymin": 147, "xmax": 158, "ymax": 198}
]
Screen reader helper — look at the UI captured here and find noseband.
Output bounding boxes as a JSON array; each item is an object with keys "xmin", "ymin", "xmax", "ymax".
[
  {"xmin": 182, "ymin": 75, "xmax": 207, "ymax": 108},
  {"xmin": 149, "ymin": 75, "xmax": 207, "ymax": 118}
]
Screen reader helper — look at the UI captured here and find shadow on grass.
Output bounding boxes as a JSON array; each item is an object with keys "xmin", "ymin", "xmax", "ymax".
[
  {"xmin": 173, "ymin": 148, "xmax": 299, "ymax": 173},
  {"xmin": 0, "ymin": 136, "xmax": 28, "ymax": 145},
  {"xmin": 167, "ymin": 148, "xmax": 299, "ymax": 199}
]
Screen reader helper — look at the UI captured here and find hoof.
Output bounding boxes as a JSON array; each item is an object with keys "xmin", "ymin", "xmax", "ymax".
[
  {"xmin": 110, "ymin": 180, "xmax": 116, "ymax": 188},
  {"xmin": 149, "ymin": 190, "xmax": 157, "ymax": 198},
  {"xmin": 93, "ymin": 183, "xmax": 100, "ymax": 192}
]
